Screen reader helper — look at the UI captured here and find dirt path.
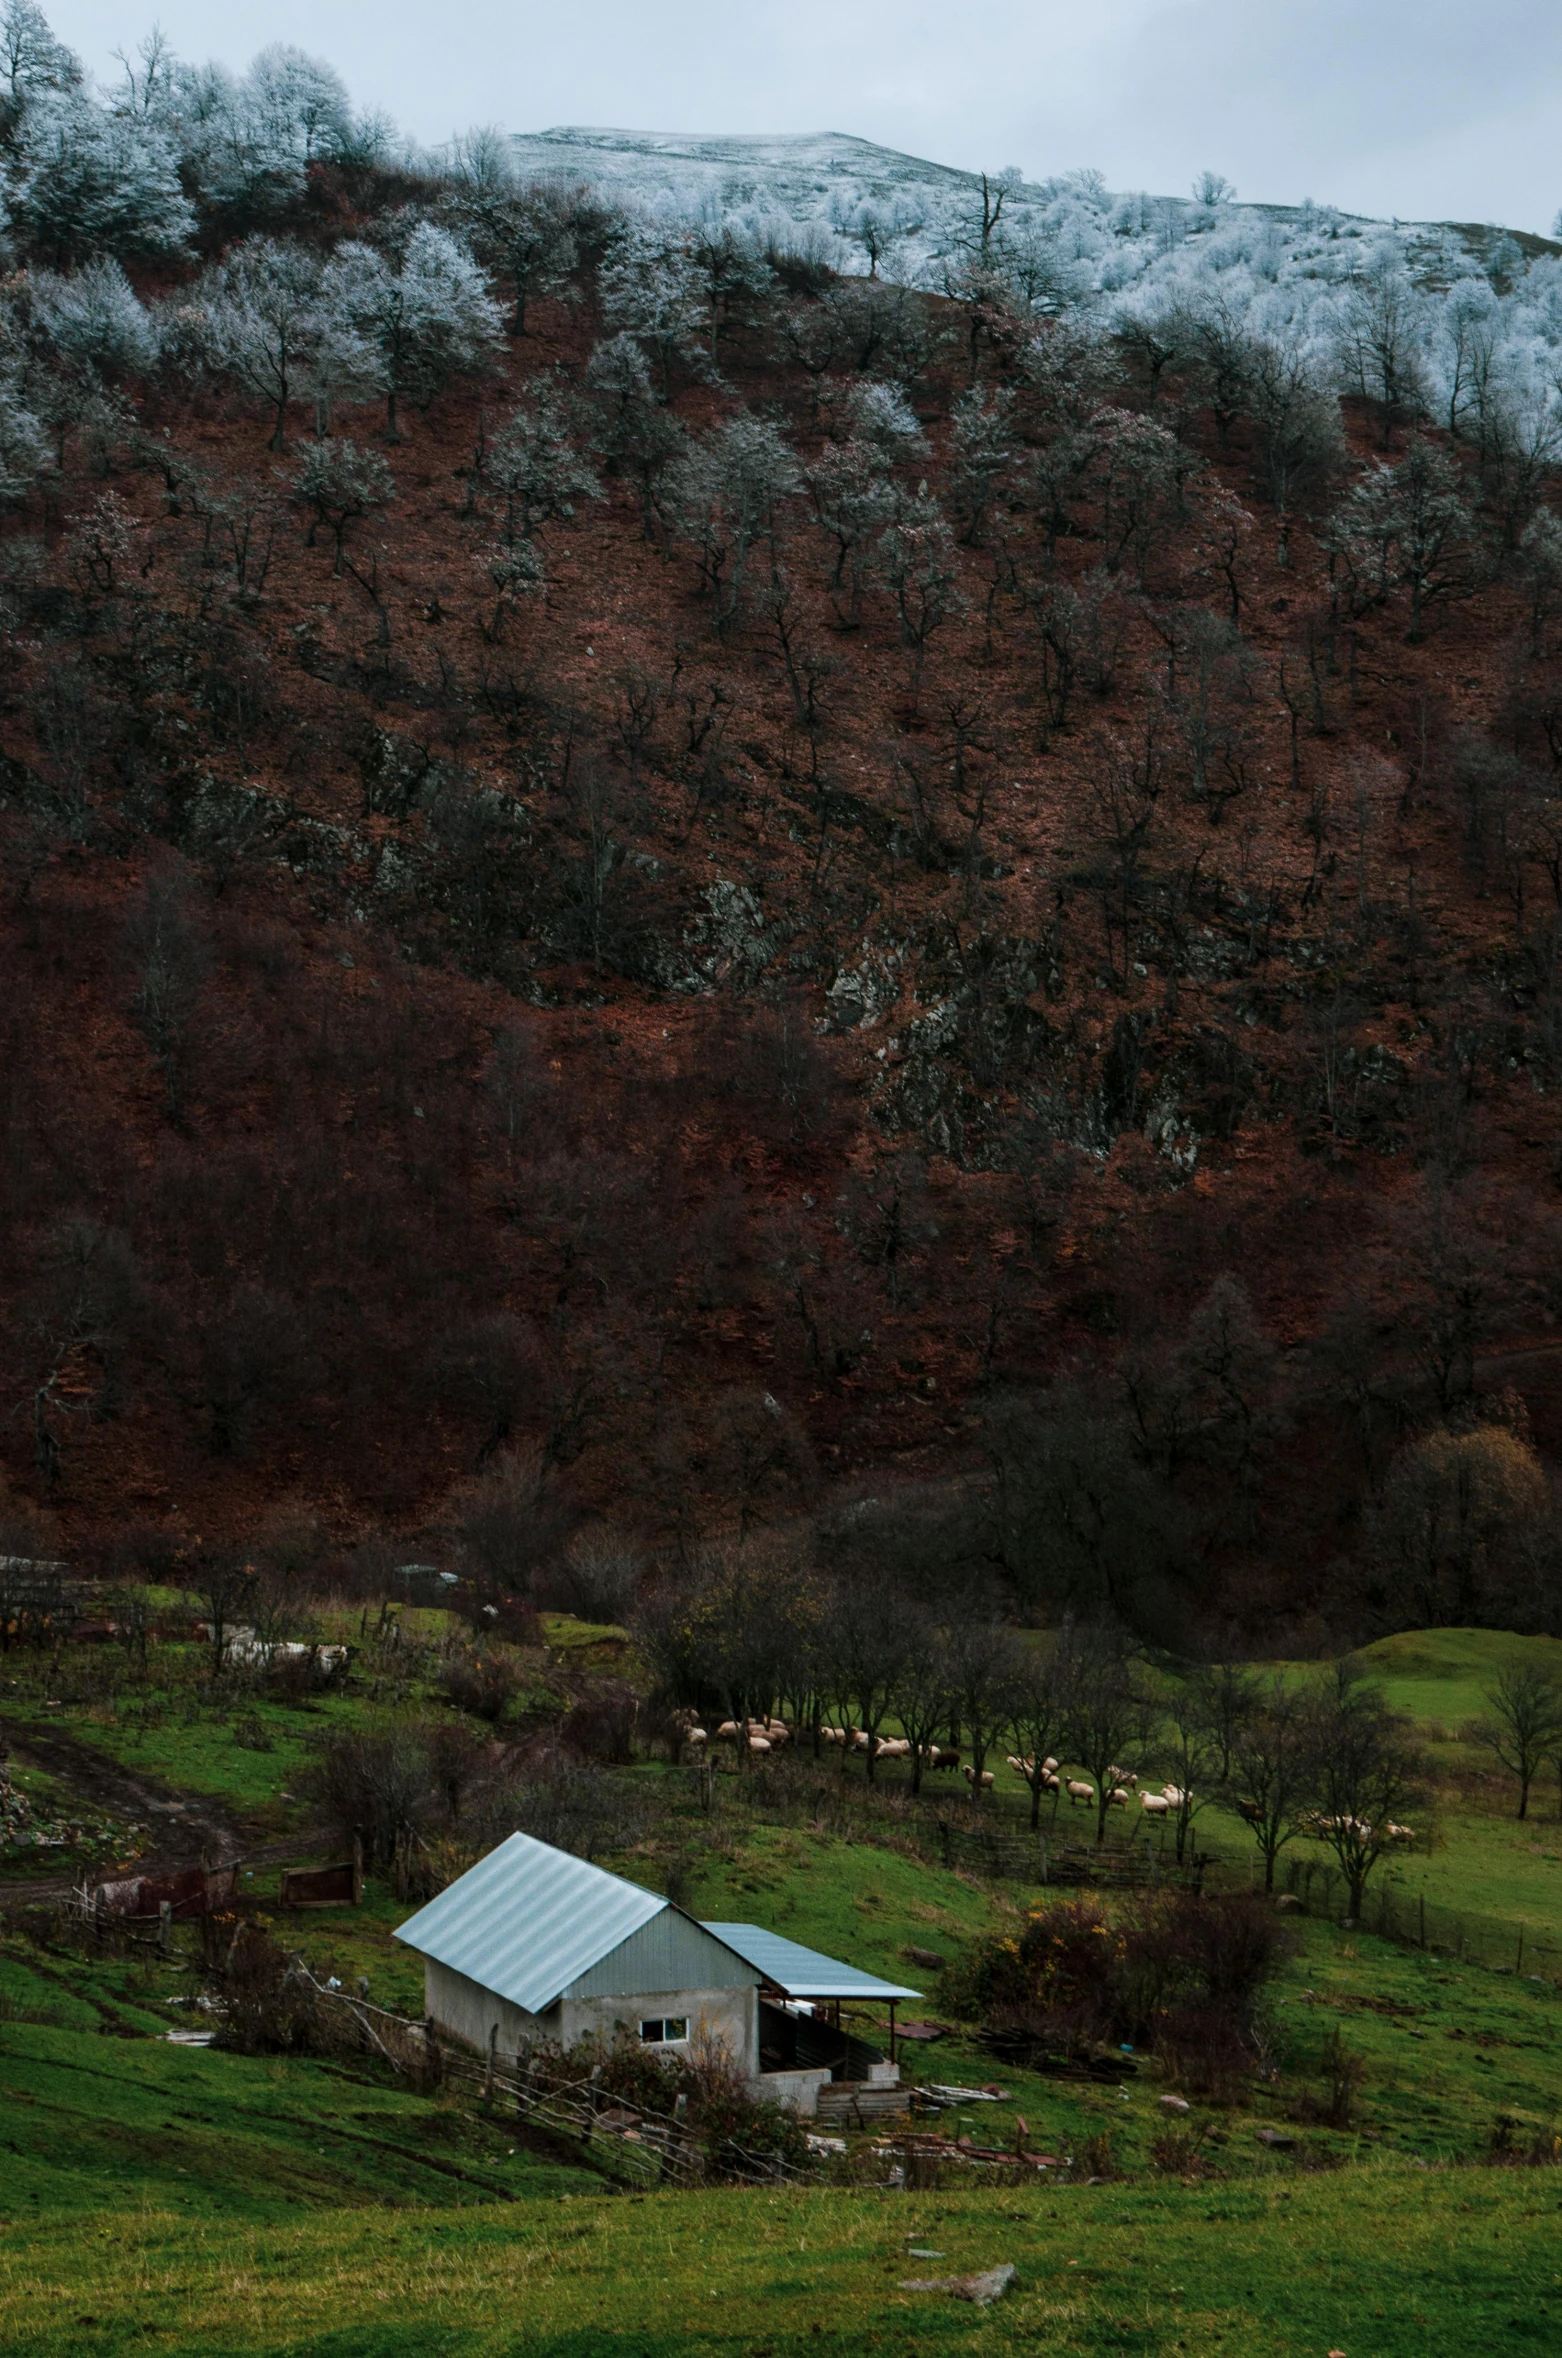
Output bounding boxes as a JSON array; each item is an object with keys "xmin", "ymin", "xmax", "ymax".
[{"xmin": 1, "ymin": 1719, "xmax": 332, "ymax": 1904}]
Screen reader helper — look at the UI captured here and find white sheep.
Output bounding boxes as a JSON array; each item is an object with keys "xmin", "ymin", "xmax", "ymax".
[
  {"xmin": 963, "ymin": 1765, "xmax": 996, "ymax": 1789},
  {"xmin": 1066, "ymin": 1779, "xmax": 1094, "ymax": 1807},
  {"xmin": 1140, "ymin": 1793, "xmax": 1171, "ymax": 1818}
]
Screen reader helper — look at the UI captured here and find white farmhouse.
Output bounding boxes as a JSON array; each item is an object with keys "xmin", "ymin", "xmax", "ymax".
[{"xmin": 393, "ymin": 1831, "xmax": 919, "ymax": 2116}]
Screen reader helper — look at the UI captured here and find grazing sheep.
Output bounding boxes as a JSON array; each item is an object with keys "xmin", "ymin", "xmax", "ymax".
[
  {"xmin": 923, "ymin": 1745, "xmax": 962, "ymax": 1770},
  {"xmin": 963, "ymin": 1765, "xmax": 996, "ymax": 1789},
  {"xmin": 1041, "ymin": 1769, "xmax": 1061, "ymax": 1792},
  {"xmin": 1042, "ymin": 1756, "xmax": 1059, "ymax": 1774},
  {"xmin": 1384, "ymin": 1821, "xmax": 1416, "ymax": 1845},
  {"xmin": 715, "ymin": 1721, "xmax": 740, "ymax": 1742},
  {"xmin": 1140, "ymin": 1792, "xmax": 1171, "ymax": 1818},
  {"xmin": 1066, "ymin": 1780, "xmax": 1094, "ymax": 1807},
  {"xmin": 875, "ymin": 1737, "xmax": 912, "ymax": 1760},
  {"xmin": 1236, "ymin": 1797, "xmax": 1264, "ymax": 1826},
  {"xmin": 748, "ymin": 1734, "xmax": 772, "ymax": 1754},
  {"xmin": 1107, "ymin": 1786, "xmax": 1131, "ymax": 1809},
  {"xmin": 685, "ymin": 1727, "xmax": 708, "ymax": 1748},
  {"xmin": 821, "ymin": 1726, "xmax": 847, "ymax": 1745},
  {"xmin": 1106, "ymin": 1765, "xmax": 1138, "ymax": 1790},
  {"xmin": 1161, "ymin": 1785, "xmax": 1189, "ymax": 1809}
]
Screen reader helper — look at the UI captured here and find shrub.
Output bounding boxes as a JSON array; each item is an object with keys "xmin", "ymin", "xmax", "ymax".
[
  {"xmin": 304, "ymin": 1727, "xmax": 430, "ymax": 1867},
  {"xmin": 526, "ymin": 2028, "xmax": 811, "ymax": 2178},
  {"xmin": 437, "ymin": 1639, "xmax": 519, "ymax": 1722},
  {"xmin": 953, "ymin": 1889, "xmax": 1286, "ymax": 2085},
  {"xmin": 215, "ymin": 1923, "xmax": 357, "ymax": 2058}
]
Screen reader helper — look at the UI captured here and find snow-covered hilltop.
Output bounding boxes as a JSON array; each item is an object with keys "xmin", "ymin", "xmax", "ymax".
[{"xmin": 508, "ymin": 127, "xmax": 1562, "ymax": 441}]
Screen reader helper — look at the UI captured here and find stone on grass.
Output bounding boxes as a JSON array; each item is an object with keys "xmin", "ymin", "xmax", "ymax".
[{"xmin": 899, "ymin": 2263, "xmax": 1016, "ymax": 2307}]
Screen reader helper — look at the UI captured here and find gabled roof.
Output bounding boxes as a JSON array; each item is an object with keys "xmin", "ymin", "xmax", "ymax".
[
  {"xmin": 703, "ymin": 1922, "xmax": 921, "ymax": 2002},
  {"xmin": 393, "ymin": 1831, "xmax": 669, "ymax": 2015}
]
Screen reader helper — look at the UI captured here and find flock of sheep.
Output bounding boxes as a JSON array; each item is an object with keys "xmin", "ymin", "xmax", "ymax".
[
  {"xmin": 677, "ymin": 1719, "xmax": 1186, "ymax": 1816},
  {"xmin": 677, "ymin": 1719, "xmax": 1420, "ymax": 1849}
]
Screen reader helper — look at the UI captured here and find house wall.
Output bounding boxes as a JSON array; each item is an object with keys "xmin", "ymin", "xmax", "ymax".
[
  {"xmin": 424, "ymin": 1957, "xmax": 558, "ymax": 2057},
  {"xmin": 557, "ymin": 1981, "xmax": 758, "ymax": 2073},
  {"xmin": 421, "ymin": 1944, "xmax": 760, "ymax": 2079}
]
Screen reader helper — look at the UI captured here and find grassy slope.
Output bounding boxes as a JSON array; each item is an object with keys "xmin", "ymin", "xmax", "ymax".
[
  {"xmin": 6, "ymin": 1626, "xmax": 1562, "ymax": 2352},
  {"xmin": 0, "ymin": 2168, "xmax": 1555, "ymax": 2356}
]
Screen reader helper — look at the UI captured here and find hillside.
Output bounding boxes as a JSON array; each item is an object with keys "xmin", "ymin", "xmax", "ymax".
[{"xmin": 3, "ymin": 22, "xmax": 1562, "ymax": 1646}]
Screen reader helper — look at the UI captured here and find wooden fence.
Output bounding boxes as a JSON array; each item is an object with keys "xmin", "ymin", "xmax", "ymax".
[{"xmin": 295, "ymin": 1972, "xmax": 808, "ymax": 2190}]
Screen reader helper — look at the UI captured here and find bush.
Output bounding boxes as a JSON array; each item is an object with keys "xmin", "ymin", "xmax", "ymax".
[
  {"xmin": 530, "ymin": 2028, "xmax": 811, "ymax": 2180},
  {"xmin": 953, "ymin": 1889, "xmax": 1286, "ymax": 2087},
  {"xmin": 304, "ymin": 1727, "xmax": 430, "ymax": 1867},
  {"xmin": 215, "ymin": 1923, "xmax": 357, "ymax": 2058},
  {"xmin": 437, "ymin": 1639, "xmax": 520, "ymax": 1722}
]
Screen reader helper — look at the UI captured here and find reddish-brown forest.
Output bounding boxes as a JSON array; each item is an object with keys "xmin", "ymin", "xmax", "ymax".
[{"xmin": 6, "ymin": 165, "xmax": 1562, "ymax": 1648}]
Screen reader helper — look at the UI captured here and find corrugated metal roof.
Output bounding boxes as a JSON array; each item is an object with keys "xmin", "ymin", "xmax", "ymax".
[
  {"xmin": 702, "ymin": 1922, "xmax": 922, "ymax": 2001},
  {"xmin": 393, "ymin": 1832, "xmax": 668, "ymax": 2014}
]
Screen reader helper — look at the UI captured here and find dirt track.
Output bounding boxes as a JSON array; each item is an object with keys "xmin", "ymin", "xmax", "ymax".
[{"xmin": 0, "ymin": 1719, "xmax": 330, "ymax": 1904}]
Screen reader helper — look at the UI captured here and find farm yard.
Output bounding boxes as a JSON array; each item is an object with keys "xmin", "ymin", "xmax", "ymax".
[{"xmin": 3, "ymin": 1593, "xmax": 1562, "ymax": 2353}]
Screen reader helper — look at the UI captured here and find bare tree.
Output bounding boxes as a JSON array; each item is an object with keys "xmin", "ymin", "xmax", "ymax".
[
  {"xmin": 1471, "ymin": 1661, "xmax": 1562, "ymax": 1820},
  {"xmin": 1225, "ymin": 1674, "xmax": 1312, "ymax": 1890},
  {"xmin": 1304, "ymin": 1664, "xmax": 1426, "ymax": 1919}
]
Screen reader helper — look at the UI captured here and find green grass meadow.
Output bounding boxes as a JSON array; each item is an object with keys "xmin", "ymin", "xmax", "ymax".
[{"xmin": 5, "ymin": 1622, "xmax": 1562, "ymax": 2353}]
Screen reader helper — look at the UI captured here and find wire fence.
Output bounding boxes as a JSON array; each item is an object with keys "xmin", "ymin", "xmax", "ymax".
[{"xmin": 1197, "ymin": 1848, "xmax": 1562, "ymax": 1980}]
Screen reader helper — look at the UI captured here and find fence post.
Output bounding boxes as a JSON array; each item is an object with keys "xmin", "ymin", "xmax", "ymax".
[
  {"xmin": 484, "ymin": 2021, "xmax": 497, "ymax": 2102},
  {"xmin": 157, "ymin": 1900, "xmax": 172, "ymax": 1958}
]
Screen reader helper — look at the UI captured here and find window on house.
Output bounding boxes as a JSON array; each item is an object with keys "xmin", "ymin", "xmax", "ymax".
[{"xmin": 639, "ymin": 2016, "xmax": 689, "ymax": 2045}]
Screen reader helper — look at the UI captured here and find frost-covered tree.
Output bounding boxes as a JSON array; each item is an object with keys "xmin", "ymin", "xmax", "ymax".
[
  {"xmin": 7, "ymin": 90, "xmax": 194, "ymax": 263},
  {"xmin": 202, "ymin": 235, "xmax": 370, "ymax": 449},
  {"xmin": 1093, "ymin": 405, "xmax": 1188, "ymax": 583},
  {"xmin": 1336, "ymin": 242, "xmax": 1429, "ymax": 442},
  {"xmin": 840, "ymin": 377, "xmax": 926, "ymax": 463},
  {"xmin": 322, "ymin": 219, "xmax": 503, "ymax": 439},
  {"xmin": 0, "ymin": 0, "xmax": 78, "ymax": 135},
  {"xmin": 584, "ymin": 332, "xmax": 686, "ymax": 540},
  {"xmin": 830, "ymin": 192, "xmax": 922, "ymax": 281},
  {"xmin": 0, "ymin": 369, "xmax": 48, "ymax": 501},
  {"xmin": 170, "ymin": 43, "xmax": 354, "ymax": 213},
  {"xmin": 452, "ymin": 179, "xmax": 577, "ymax": 334},
  {"xmin": 668, "ymin": 410, "xmax": 798, "ymax": 631},
  {"xmin": 30, "ymin": 257, "xmax": 156, "ymax": 381},
  {"xmin": 876, "ymin": 488, "xmax": 962, "ymax": 688},
  {"xmin": 949, "ymin": 383, "xmax": 1020, "ymax": 544},
  {"xmin": 808, "ymin": 433, "xmax": 899, "ymax": 627},
  {"xmin": 600, "ymin": 226, "xmax": 710, "ymax": 398},
  {"xmin": 484, "ymin": 381, "xmax": 601, "ymax": 544},
  {"xmin": 688, "ymin": 223, "xmax": 777, "ymax": 367},
  {"xmin": 292, "ymin": 437, "xmax": 392, "ymax": 573},
  {"xmin": 1326, "ymin": 436, "xmax": 1477, "ymax": 639},
  {"xmin": 1243, "ymin": 338, "xmax": 1343, "ymax": 552},
  {"xmin": 1519, "ymin": 506, "xmax": 1562, "ymax": 653}
]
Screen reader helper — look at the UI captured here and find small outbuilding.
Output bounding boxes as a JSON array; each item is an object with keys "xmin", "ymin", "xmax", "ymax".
[{"xmin": 393, "ymin": 1832, "xmax": 919, "ymax": 2115}]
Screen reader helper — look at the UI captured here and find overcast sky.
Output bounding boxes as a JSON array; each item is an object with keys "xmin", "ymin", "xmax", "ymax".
[{"xmin": 48, "ymin": 0, "xmax": 1562, "ymax": 235}]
